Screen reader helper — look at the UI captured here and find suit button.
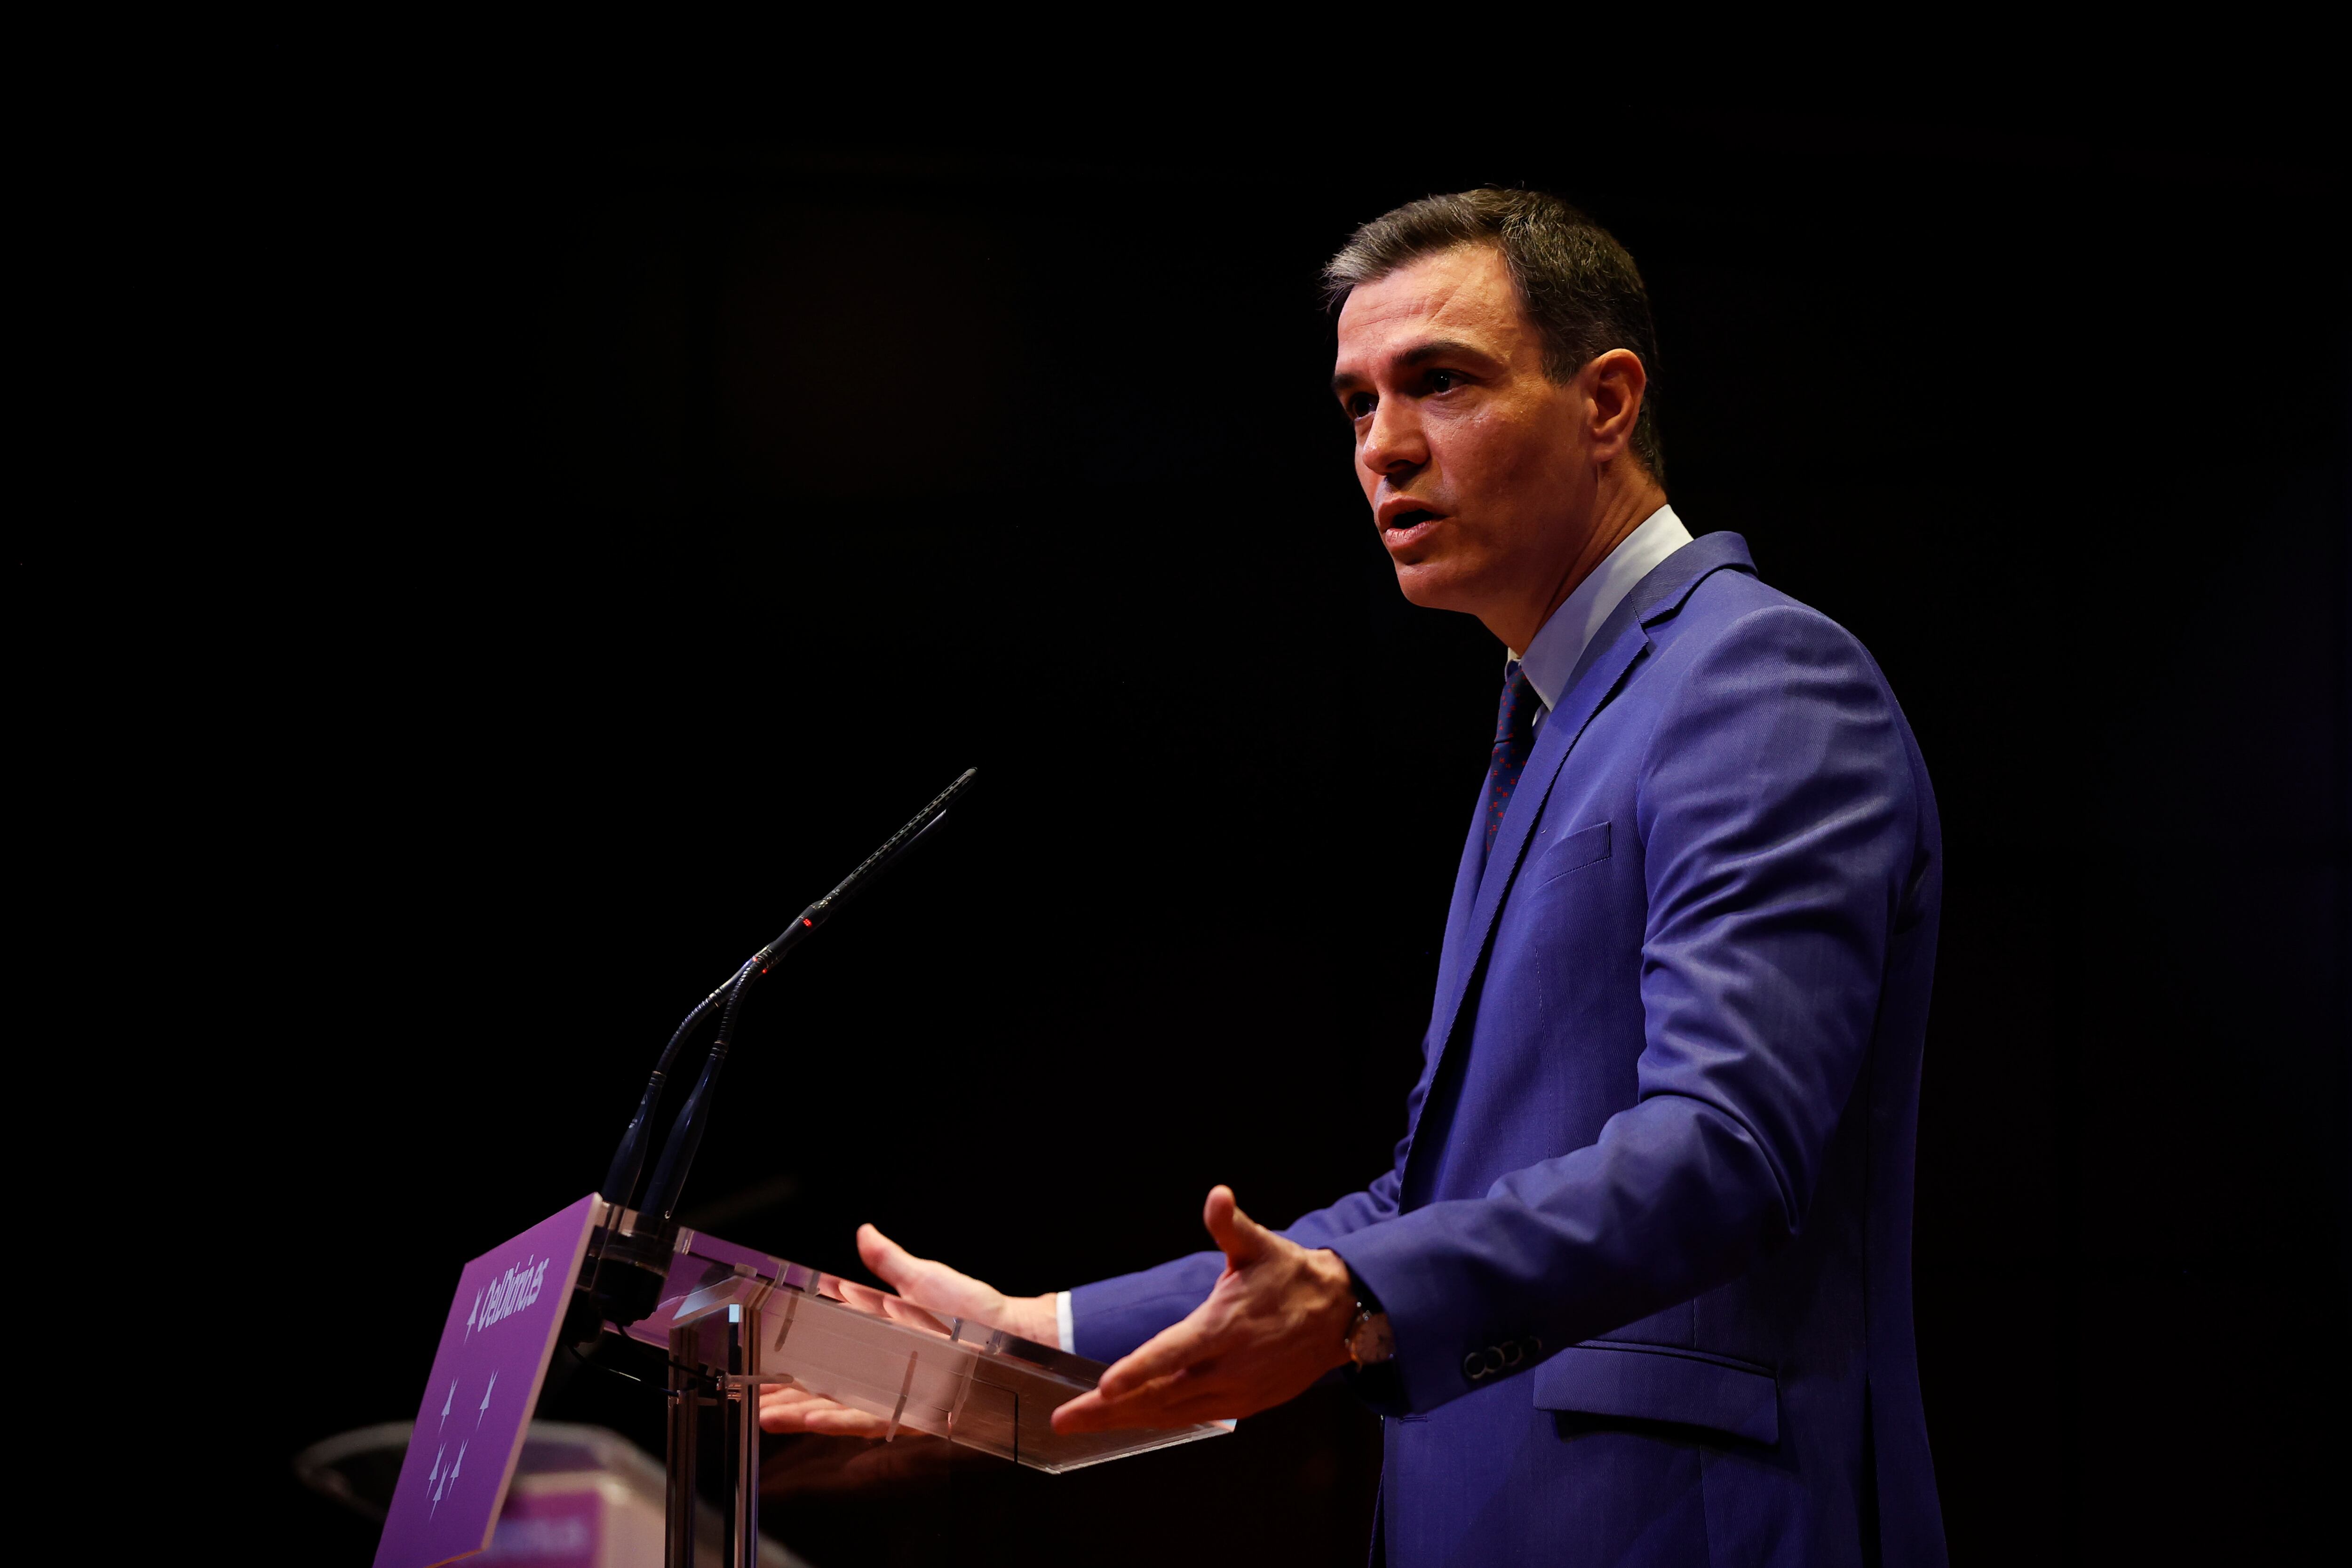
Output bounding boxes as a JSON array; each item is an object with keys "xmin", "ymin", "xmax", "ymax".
[{"xmin": 1463, "ymin": 1346, "xmax": 1509, "ymax": 1382}]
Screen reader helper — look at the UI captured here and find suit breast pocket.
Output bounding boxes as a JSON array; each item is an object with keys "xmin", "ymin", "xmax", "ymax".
[{"xmin": 1534, "ymin": 820, "xmax": 1612, "ymax": 886}]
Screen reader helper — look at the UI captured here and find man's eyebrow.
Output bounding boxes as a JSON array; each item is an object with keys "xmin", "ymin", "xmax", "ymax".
[
  {"xmin": 1329, "ymin": 338, "xmax": 1499, "ymax": 394},
  {"xmin": 1398, "ymin": 337, "xmax": 1493, "ymax": 368}
]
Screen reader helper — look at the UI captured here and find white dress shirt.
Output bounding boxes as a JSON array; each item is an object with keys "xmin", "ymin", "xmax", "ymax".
[
  {"xmin": 1049, "ymin": 504, "xmax": 1697, "ymax": 1355},
  {"xmin": 1514, "ymin": 503, "xmax": 1694, "ymax": 737}
]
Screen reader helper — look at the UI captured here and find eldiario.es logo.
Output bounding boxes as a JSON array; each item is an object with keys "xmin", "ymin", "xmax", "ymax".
[{"xmin": 463, "ymin": 1255, "xmax": 552, "ymax": 1341}]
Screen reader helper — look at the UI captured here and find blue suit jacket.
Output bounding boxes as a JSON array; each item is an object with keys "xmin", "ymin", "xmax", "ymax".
[{"xmin": 1072, "ymin": 534, "xmax": 1946, "ymax": 1567}]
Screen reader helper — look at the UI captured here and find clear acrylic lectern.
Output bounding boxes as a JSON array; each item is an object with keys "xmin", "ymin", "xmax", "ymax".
[{"xmin": 594, "ymin": 1200, "xmax": 1229, "ymax": 1568}]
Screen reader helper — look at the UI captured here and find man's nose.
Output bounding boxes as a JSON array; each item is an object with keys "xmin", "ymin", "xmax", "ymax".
[{"xmin": 1360, "ymin": 397, "xmax": 1429, "ymax": 478}]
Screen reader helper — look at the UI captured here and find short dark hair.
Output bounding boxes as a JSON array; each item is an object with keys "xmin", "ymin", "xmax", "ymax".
[{"xmin": 1325, "ymin": 189, "xmax": 1666, "ymax": 483}]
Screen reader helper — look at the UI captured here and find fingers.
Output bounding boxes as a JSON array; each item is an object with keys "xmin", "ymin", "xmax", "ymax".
[
  {"xmin": 857, "ymin": 1223, "xmax": 1003, "ymax": 1323},
  {"xmin": 860, "ymin": 1223, "xmax": 973, "ymax": 1304},
  {"xmin": 856, "ymin": 1224, "xmax": 914, "ymax": 1285},
  {"xmin": 1094, "ymin": 1311, "xmax": 1218, "ymax": 1401},
  {"xmin": 1052, "ymin": 1370, "xmax": 1241, "ymax": 1434},
  {"xmin": 1050, "ymin": 1386, "xmax": 1128, "ymax": 1434},
  {"xmin": 757, "ymin": 1382, "xmax": 825, "ymax": 1431},
  {"xmin": 829, "ymin": 1277, "xmax": 895, "ymax": 1315},
  {"xmin": 757, "ymin": 1384, "xmax": 893, "ymax": 1439},
  {"xmin": 799, "ymin": 1405, "xmax": 893, "ymax": 1438},
  {"xmin": 1201, "ymin": 1185, "xmax": 1271, "ymax": 1268},
  {"xmin": 873, "ymin": 1293, "xmax": 953, "ymax": 1336}
]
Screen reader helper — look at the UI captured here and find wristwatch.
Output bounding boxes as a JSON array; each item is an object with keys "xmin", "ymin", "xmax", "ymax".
[{"xmin": 1345, "ymin": 1288, "xmax": 1396, "ymax": 1367}]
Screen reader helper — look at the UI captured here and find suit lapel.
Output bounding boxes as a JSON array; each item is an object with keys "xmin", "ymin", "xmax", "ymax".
[
  {"xmin": 1437, "ymin": 622, "xmax": 1649, "ymax": 1056},
  {"xmin": 1396, "ymin": 532, "xmax": 1764, "ymax": 1176},
  {"xmin": 1398, "ymin": 619, "xmax": 1653, "ymax": 1169},
  {"xmin": 1433, "ymin": 789, "xmax": 1489, "ymax": 1004}
]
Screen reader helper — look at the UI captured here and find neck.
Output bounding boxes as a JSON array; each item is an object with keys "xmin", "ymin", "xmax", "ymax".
[{"xmin": 1488, "ymin": 467, "xmax": 1666, "ymax": 653}]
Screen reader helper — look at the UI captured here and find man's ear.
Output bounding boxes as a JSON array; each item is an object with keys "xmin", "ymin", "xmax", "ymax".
[{"xmin": 1582, "ymin": 349, "xmax": 1648, "ymax": 462}]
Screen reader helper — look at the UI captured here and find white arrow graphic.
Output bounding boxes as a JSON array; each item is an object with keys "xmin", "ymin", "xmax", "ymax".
[
  {"xmin": 426, "ymin": 1445, "xmax": 446, "ymax": 1516},
  {"xmin": 465, "ymin": 1286, "xmax": 483, "ymax": 1341},
  {"xmin": 477, "ymin": 1371, "xmax": 496, "ymax": 1427},
  {"xmin": 439, "ymin": 1379, "xmax": 455, "ymax": 1432}
]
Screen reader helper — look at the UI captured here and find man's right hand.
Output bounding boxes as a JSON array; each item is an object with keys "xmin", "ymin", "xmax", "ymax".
[
  {"xmin": 757, "ymin": 1225, "xmax": 1059, "ymax": 1436},
  {"xmin": 844, "ymin": 1223, "xmax": 1060, "ymax": 1346}
]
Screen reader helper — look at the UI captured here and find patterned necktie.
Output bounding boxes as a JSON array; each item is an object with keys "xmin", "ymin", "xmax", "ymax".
[{"xmin": 1482, "ymin": 662, "xmax": 1544, "ymax": 868}]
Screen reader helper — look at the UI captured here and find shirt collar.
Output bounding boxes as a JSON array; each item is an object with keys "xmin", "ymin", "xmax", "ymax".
[{"xmin": 1510, "ymin": 504, "xmax": 1695, "ymax": 712}]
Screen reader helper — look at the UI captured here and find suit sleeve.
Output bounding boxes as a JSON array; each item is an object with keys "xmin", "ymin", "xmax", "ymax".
[
  {"xmin": 1065, "ymin": 1135, "xmax": 1411, "ymax": 1363},
  {"xmin": 1326, "ymin": 603, "xmax": 1917, "ymax": 1414}
]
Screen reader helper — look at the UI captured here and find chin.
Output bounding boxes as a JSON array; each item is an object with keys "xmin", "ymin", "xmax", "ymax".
[{"xmin": 1390, "ymin": 558, "xmax": 1477, "ymax": 615}]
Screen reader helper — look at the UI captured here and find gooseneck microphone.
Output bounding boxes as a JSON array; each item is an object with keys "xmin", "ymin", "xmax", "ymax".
[
  {"xmin": 623, "ymin": 767, "xmax": 977, "ymax": 1226},
  {"xmin": 597, "ymin": 965, "xmax": 755, "ymax": 1210}
]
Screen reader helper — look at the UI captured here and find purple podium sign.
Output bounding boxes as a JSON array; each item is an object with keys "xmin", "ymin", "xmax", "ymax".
[{"xmin": 374, "ymin": 1194, "xmax": 604, "ymax": 1568}]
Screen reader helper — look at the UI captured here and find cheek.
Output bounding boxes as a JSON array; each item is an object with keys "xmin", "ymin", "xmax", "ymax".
[
  {"xmin": 1439, "ymin": 410, "xmax": 1551, "ymax": 501},
  {"xmin": 1430, "ymin": 410, "xmax": 1505, "ymax": 496}
]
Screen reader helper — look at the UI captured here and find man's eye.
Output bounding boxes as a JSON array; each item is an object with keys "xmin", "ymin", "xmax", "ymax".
[
  {"xmin": 1427, "ymin": 370, "xmax": 1460, "ymax": 392},
  {"xmin": 1347, "ymin": 393, "xmax": 1376, "ymax": 419}
]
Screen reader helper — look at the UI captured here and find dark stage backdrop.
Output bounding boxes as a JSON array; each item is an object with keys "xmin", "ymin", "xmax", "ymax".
[{"xmin": 206, "ymin": 120, "xmax": 2346, "ymax": 1564}]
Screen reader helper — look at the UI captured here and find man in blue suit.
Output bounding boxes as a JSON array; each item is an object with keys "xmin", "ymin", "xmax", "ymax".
[{"xmin": 801, "ymin": 189, "xmax": 1946, "ymax": 1566}]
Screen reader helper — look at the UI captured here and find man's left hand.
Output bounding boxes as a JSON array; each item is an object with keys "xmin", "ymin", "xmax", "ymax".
[{"xmin": 1051, "ymin": 1185, "xmax": 1357, "ymax": 1433}]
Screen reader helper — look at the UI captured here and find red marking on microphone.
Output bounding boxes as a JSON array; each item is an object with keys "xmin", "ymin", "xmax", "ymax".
[{"xmin": 801, "ymin": 917, "xmax": 812, "ymax": 927}]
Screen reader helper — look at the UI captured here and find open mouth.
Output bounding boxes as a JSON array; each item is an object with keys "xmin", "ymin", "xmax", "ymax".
[{"xmin": 1382, "ymin": 509, "xmax": 1444, "ymax": 547}]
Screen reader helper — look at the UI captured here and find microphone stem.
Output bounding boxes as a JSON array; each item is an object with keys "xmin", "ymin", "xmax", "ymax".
[{"xmin": 623, "ymin": 767, "xmax": 978, "ymax": 1225}]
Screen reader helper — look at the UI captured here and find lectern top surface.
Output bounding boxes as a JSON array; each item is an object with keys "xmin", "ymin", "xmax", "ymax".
[{"xmin": 628, "ymin": 1216, "xmax": 1232, "ymax": 1473}]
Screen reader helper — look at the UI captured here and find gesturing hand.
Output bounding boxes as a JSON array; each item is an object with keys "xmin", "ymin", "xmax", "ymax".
[
  {"xmin": 758, "ymin": 1224, "xmax": 1058, "ymax": 1436},
  {"xmin": 842, "ymin": 1224, "xmax": 1060, "ymax": 1345},
  {"xmin": 1050, "ymin": 1186, "xmax": 1356, "ymax": 1434}
]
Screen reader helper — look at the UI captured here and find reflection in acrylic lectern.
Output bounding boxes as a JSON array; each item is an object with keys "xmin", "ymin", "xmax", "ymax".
[
  {"xmin": 370, "ymin": 772, "xmax": 1228, "ymax": 1568},
  {"xmin": 614, "ymin": 1203, "xmax": 1229, "ymax": 1567}
]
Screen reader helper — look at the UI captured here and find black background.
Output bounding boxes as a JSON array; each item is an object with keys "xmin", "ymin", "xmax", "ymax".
[{"xmin": 130, "ymin": 100, "xmax": 2344, "ymax": 1565}]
